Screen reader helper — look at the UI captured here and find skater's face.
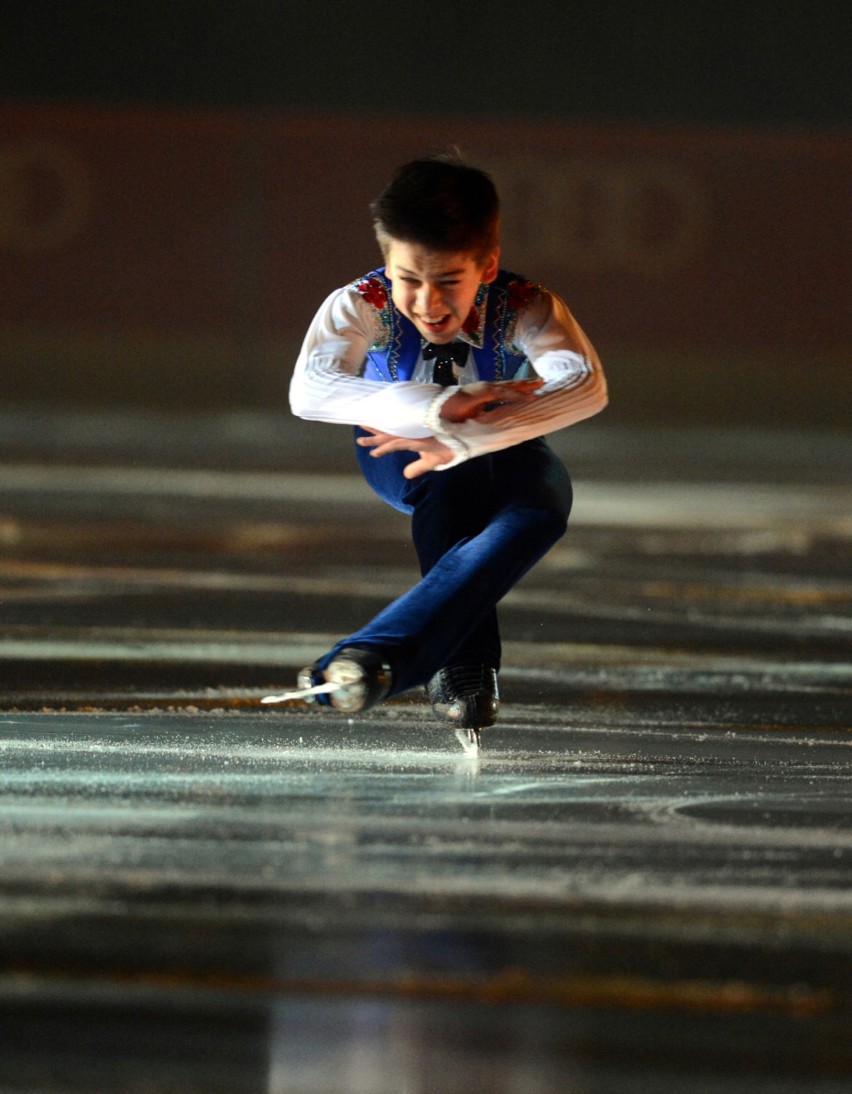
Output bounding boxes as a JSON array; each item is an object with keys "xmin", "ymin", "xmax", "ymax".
[{"xmin": 384, "ymin": 239, "xmax": 499, "ymax": 344}]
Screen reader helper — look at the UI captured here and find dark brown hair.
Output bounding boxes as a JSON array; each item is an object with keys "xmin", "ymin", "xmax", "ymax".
[{"xmin": 371, "ymin": 155, "xmax": 500, "ymax": 261}]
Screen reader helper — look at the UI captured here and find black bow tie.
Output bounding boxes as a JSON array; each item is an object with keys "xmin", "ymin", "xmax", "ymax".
[{"xmin": 422, "ymin": 340, "xmax": 469, "ymax": 386}]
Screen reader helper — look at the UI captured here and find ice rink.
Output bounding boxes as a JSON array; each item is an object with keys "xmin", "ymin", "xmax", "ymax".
[{"xmin": 0, "ymin": 410, "xmax": 850, "ymax": 1091}]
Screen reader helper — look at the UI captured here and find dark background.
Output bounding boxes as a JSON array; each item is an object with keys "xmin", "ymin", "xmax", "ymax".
[
  {"xmin": 1, "ymin": 2, "xmax": 849, "ymax": 426},
  {"xmin": 2, "ymin": 1, "xmax": 850, "ymax": 127}
]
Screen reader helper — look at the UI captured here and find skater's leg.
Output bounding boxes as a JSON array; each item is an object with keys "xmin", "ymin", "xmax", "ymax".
[
  {"xmin": 346, "ymin": 428, "xmax": 500, "ymax": 665},
  {"xmin": 406, "ymin": 451, "xmax": 502, "ymax": 670},
  {"xmin": 315, "ymin": 438, "xmax": 572, "ymax": 695}
]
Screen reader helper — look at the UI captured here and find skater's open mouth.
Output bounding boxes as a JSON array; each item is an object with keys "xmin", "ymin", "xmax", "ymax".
[{"xmin": 419, "ymin": 315, "xmax": 453, "ymax": 336}]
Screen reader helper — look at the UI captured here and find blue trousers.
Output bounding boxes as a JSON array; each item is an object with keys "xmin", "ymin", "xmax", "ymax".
[{"xmin": 313, "ymin": 431, "xmax": 573, "ymax": 696}]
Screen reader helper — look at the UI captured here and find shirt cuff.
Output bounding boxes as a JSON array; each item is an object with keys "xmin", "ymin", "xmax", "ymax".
[{"xmin": 423, "ymin": 388, "xmax": 471, "ymax": 469}]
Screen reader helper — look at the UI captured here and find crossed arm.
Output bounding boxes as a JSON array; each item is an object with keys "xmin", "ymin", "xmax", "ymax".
[
  {"xmin": 292, "ymin": 285, "xmax": 607, "ymax": 475},
  {"xmin": 357, "ymin": 377, "xmax": 544, "ymax": 478}
]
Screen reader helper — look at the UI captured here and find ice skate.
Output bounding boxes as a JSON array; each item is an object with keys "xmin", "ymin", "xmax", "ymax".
[
  {"xmin": 262, "ymin": 648, "xmax": 392, "ymax": 714},
  {"xmin": 426, "ymin": 664, "xmax": 499, "ymax": 752}
]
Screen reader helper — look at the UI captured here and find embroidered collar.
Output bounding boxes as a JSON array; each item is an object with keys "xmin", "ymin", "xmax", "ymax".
[{"xmin": 457, "ymin": 281, "xmax": 489, "ymax": 349}]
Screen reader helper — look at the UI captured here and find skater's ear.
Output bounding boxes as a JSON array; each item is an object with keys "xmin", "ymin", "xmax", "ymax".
[{"xmin": 478, "ymin": 247, "xmax": 500, "ymax": 284}]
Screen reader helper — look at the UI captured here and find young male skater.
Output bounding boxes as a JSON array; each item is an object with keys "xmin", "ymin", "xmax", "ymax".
[{"xmin": 285, "ymin": 155, "xmax": 607, "ymax": 746}]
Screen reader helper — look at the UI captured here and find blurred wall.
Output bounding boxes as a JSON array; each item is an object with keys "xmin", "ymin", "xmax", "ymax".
[{"xmin": 1, "ymin": 102, "xmax": 849, "ymax": 426}]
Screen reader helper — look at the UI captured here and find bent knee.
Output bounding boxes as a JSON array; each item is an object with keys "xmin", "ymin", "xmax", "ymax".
[{"xmin": 516, "ymin": 502, "xmax": 570, "ymax": 547}]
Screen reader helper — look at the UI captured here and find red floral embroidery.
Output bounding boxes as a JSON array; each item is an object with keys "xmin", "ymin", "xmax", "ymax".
[
  {"xmin": 506, "ymin": 278, "xmax": 537, "ymax": 311},
  {"xmin": 357, "ymin": 276, "xmax": 388, "ymax": 310},
  {"xmin": 462, "ymin": 305, "xmax": 480, "ymax": 334}
]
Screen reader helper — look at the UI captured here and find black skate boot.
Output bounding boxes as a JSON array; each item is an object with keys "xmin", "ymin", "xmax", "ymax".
[{"xmin": 426, "ymin": 663, "xmax": 499, "ymax": 750}]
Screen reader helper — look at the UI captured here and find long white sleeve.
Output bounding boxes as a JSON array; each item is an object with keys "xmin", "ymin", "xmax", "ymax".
[
  {"xmin": 289, "ymin": 287, "xmax": 442, "ymax": 438},
  {"xmin": 425, "ymin": 290, "xmax": 608, "ymax": 466}
]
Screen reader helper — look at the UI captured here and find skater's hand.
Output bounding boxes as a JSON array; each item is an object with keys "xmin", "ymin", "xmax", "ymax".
[
  {"xmin": 357, "ymin": 430, "xmax": 456, "ymax": 478},
  {"xmin": 439, "ymin": 378, "xmax": 543, "ymax": 423},
  {"xmin": 357, "ymin": 380, "xmax": 543, "ymax": 477}
]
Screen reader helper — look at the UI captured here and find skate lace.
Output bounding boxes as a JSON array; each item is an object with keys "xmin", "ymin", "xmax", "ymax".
[{"xmin": 443, "ymin": 663, "xmax": 491, "ymax": 697}]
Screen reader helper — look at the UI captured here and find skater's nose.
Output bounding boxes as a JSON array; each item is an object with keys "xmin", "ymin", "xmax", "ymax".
[{"xmin": 418, "ymin": 281, "xmax": 442, "ymax": 313}]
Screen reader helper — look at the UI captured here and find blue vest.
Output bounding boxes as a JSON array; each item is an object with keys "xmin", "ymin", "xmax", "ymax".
[{"xmin": 351, "ymin": 268, "xmax": 540, "ymax": 384}]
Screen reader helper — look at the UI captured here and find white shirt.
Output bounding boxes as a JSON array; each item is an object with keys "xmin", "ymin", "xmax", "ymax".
[{"xmin": 289, "ymin": 279, "xmax": 608, "ymax": 469}]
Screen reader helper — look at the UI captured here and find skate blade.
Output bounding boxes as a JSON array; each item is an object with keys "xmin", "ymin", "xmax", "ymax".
[
  {"xmin": 454, "ymin": 726, "xmax": 481, "ymax": 756},
  {"xmin": 261, "ymin": 681, "xmax": 340, "ymax": 704}
]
